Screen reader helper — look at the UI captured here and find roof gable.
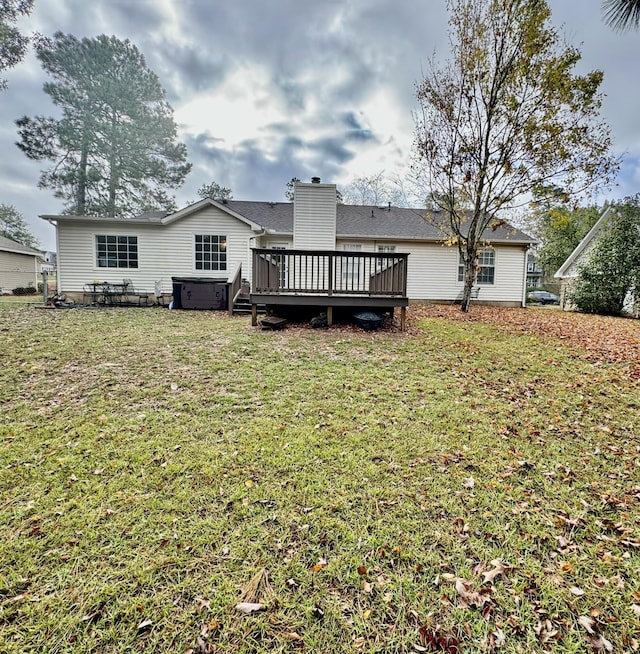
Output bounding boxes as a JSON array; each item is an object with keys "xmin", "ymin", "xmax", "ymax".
[
  {"xmin": 161, "ymin": 198, "xmax": 263, "ymax": 231},
  {"xmin": 555, "ymin": 206, "xmax": 613, "ymax": 278}
]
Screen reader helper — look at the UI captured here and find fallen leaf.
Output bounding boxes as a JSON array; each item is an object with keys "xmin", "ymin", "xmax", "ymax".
[
  {"xmin": 492, "ymin": 627, "xmax": 506, "ymax": 648},
  {"xmin": 284, "ymin": 632, "xmax": 303, "ymax": 641},
  {"xmin": 455, "ymin": 578, "xmax": 491, "ymax": 609},
  {"xmin": 195, "ymin": 597, "xmax": 210, "ymax": 613},
  {"xmin": 462, "ymin": 477, "xmax": 475, "ymax": 489},
  {"xmin": 588, "ymin": 635, "xmax": 614, "ymax": 652},
  {"xmin": 570, "ymin": 586, "xmax": 586, "ymax": 597},
  {"xmin": 235, "ymin": 602, "xmax": 264, "ymax": 615},
  {"xmin": 558, "ymin": 561, "xmax": 574, "ymax": 574},
  {"xmin": 137, "ymin": 618, "xmax": 153, "ymax": 630},
  {"xmin": 578, "ymin": 615, "xmax": 596, "ymax": 635},
  {"xmin": 482, "ymin": 559, "xmax": 507, "ymax": 584},
  {"xmin": 311, "ymin": 558, "xmax": 327, "ymax": 572}
]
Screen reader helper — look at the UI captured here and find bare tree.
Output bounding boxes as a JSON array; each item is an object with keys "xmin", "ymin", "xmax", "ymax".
[
  {"xmin": 414, "ymin": 0, "xmax": 617, "ymax": 311},
  {"xmin": 341, "ymin": 172, "xmax": 408, "ymax": 207}
]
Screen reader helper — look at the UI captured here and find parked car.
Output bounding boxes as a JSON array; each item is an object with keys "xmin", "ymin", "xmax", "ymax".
[{"xmin": 527, "ymin": 290, "xmax": 559, "ymax": 305}]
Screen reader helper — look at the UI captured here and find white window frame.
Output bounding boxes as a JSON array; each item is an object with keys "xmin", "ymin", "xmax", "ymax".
[
  {"xmin": 194, "ymin": 234, "xmax": 227, "ymax": 272},
  {"xmin": 342, "ymin": 243, "xmax": 362, "ymax": 283},
  {"xmin": 458, "ymin": 248, "xmax": 495, "ymax": 285},
  {"xmin": 95, "ymin": 234, "xmax": 138, "ymax": 269}
]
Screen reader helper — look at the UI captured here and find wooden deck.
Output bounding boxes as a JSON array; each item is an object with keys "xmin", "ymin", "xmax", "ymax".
[{"xmin": 250, "ymin": 248, "xmax": 409, "ymax": 329}]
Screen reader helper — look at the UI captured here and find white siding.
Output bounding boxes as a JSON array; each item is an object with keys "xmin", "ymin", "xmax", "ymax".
[
  {"xmin": 0, "ymin": 251, "xmax": 39, "ymax": 291},
  {"xmin": 396, "ymin": 241, "xmax": 526, "ymax": 303},
  {"xmin": 293, "ymin": 183, "xmax": 337, "ymax": 250},
  {"xmin": 335, "ymin": 239, "xmax": 526, "ymax": 303},
  {"xmin": 57, "ymin": 206, "xmax": 255, "ymax": 295}
]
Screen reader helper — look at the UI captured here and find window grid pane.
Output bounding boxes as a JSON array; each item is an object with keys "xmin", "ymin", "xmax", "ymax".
[
  {"xmin": 458, "ymin": 249, "xmax": 495, "ymax": 285},
  {"xmin": 96, "ymin": 235, "xmax": 138, "ymax": 268},
  {"xmin": 195, "ymin": 235, "xmax": 227, "ymax": 271}
]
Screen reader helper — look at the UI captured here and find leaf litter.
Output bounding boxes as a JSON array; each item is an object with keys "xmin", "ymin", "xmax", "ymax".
[{"xmin": 1, "ymin": 306, "xmax": 639, "ymax": 653}]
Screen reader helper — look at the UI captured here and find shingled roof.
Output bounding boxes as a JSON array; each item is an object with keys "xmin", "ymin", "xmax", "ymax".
[
  {"xmin": 0, "ymin": 234, "xmax": 42, "ymax": 257},
  {"xmin": 226, "ymin": 200, "xmax": 535, "ymax": 244},
  {"xmin": 41, "ymin": 199, "xmax": 535, "ymax": 245}
]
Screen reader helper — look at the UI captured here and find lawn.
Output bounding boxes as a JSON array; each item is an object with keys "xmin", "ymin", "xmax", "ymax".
[{"xmin": 1, "ymin": 305, "xmax": 638, "ymax": 653}]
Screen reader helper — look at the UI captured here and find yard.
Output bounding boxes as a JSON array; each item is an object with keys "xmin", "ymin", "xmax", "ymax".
[{"xmin": 0, "ymin": 305, "xmax": 638, "ymax": 653}]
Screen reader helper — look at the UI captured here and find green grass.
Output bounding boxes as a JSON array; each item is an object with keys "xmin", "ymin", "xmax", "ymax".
[{"xmin": 1, "ymin": 307, "xmax": 638, "ymax": 653}]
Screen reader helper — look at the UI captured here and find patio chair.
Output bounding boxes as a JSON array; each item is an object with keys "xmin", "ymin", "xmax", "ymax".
[{"xmin": 122, "ymin": 278, "xmax": 150, "ymax": 306}]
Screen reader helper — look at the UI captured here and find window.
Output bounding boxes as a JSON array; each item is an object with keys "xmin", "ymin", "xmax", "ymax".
[
  {"xmin": 195, "ymin": 235, "xmax": 227, "ymax": 271},
  {"xmin": 458, "ymin": 248, "xmax": 495, "ymax": 284},
  {"xmin": 96, "ymin": 235, "xmax": 138, "ymax": 268},
  {"xmin": 376, "ymin": 244, "xmax": 396, "ymax": 270}
]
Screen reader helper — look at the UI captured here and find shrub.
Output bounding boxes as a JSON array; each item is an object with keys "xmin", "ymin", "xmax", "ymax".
[
  {"xmin": 12, "ymin": 286, "xmax": 38, "ymax": 296},
  {"xmin": 568, "ymin": 198, "xmax": 640, "ymax": 316}
]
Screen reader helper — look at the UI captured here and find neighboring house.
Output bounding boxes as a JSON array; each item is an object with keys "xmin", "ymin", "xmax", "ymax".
[
  {"xmin": 0, "ymin": 235, "xmax": 42, "ymax": 293},
  {"xmin": 42, "ymin": 179, "xmax": 535, "ymax": 322},
  {"xmin": 40, "ymin": 251, "xmax": 57, "ymax": 274},
  {"xmin": 555, "ymin": 206, "xmax": 638, "ymax": 316},
  {"xmin": 526, "ymin": 252, "xmax": 544, "ymax": 288}
]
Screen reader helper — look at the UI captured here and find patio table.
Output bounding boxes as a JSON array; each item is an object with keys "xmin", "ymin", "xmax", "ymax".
[{"xmin": 85, "ymin": 282, "xmax": 129, "ymax": 305}]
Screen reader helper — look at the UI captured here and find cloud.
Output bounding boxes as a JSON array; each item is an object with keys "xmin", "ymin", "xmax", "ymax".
[{"xmin": 2, "ymin": 0, "xmax": 640, "ymax": 252}]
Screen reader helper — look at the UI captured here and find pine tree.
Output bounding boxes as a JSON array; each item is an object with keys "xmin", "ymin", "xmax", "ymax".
[{"xmin": 16, "ymin": 32, "xmax": 191, "ymax": 217}]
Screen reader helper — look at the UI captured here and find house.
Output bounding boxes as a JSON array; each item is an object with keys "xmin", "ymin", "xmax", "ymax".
[
  {"xmin": 0, "ymin": 235, "xmax": 42, "ymax": 293},
  {"xmin": 41, "ymin": 179, "xmax": 535, "ymax": 324},
  {"xmin": 526, "ymin": 252, "xmax": 544, "ymax": 288},
  {"xmin": 555, "ymin": 206, "xmax": 638, "ymax": 316},
  {"xmin": 40, "ymin": 251, "xmax": 57, "ymax": 274}
]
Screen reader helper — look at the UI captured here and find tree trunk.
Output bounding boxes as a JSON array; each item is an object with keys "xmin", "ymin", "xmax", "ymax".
[
  {"xmin": 76, "ymin": 131, "xmax": 88, "ymax": 214},
  {"xmin": 108, "ymin": 115, "xmax": 118, "ymax": 217},
  {"xmin": 460, "ymin": 255, "xmax": 477, "ymax": 313}
]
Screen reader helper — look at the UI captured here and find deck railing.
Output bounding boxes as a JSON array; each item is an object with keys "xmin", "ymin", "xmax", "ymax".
[
  {"xmin": 252, "ymin": 249, "xmax": 408, "ymax": 297},
  {"xmin": 228, "ymin": 263, "xmax": 243, "ymax": 316}
]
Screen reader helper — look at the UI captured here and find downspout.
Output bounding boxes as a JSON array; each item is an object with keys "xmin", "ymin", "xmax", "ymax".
[
  {"xmin": 521, "ymin": 245, "xmax": 531, "ymax": 308},
  {"xmin": 45, "ymin": 218, "xmax": 61, "ymax": 295},
  {"xmin": 249, "ymin": 229, "xmax": 267, "ymax": 289}
]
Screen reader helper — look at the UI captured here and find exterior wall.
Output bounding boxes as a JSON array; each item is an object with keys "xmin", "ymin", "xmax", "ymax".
[
  {"xmin": 55, "ymin": 203, "xmax": 529, "ymax": 306},
  {"xmin": 0, "ymin": 250, "xmax": 39, "ymax": 291},
  {"xmin": 389, "ymin": 240, "xmax": 525, "ymax": 304},
  {"xmin": 293, "ymin": 183, "xmax": 337, "ymax": 250},
  {"xmin": 333, "ymin": 238, "xmax": 527, "ymax": 304},
  {"xmin": 56, "ymin": 206, "xmax": 255, "ymax": 296}
]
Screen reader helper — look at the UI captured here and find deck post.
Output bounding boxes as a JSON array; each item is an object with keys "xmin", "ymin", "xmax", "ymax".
[
  {"xmin": 400, "ymin": 306, "xmax": 406, "ymax": 332},
  {"xmin": 251, "ymin": 303, "xmax": 258, "ymax": 327},
  {"xmin": 326, "ymin": 306, "xmax": 333, "ymax": 326}
]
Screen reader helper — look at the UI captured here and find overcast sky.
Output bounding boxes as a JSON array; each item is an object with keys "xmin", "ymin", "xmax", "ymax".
[{"xmin": 3, "ymin": 0, "xmax": 640, "ymax": 251}]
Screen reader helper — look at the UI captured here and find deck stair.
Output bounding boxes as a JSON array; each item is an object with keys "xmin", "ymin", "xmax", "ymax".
[{"xmin": 233, "ymin": 292, "xmax": 265, "ymax": 316}]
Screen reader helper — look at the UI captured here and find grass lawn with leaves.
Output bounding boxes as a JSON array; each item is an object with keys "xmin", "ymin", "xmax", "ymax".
[{"xmin": 1, "ymin": 305, "xmax": 638, "ymax": 653}]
